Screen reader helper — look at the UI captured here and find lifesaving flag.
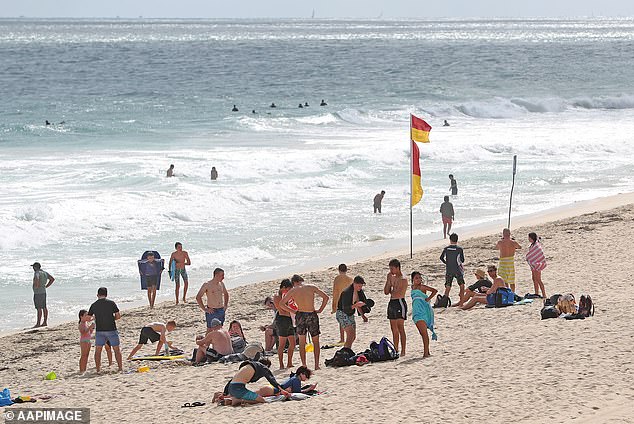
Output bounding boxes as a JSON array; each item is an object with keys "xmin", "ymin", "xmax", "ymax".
[
  {"xmin": 411, "ymin": 140, "xmax": 423, "ymax": 206},
  {"xmin": 411, "ymin": 115, "xmax": 431, "ymax": 143}
]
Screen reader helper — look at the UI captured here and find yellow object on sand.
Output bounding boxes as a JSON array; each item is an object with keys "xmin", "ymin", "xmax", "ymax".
[
  {"xmin": 44, "ymin": 371, "xmax": 57, "ymax": 380},
  {"xmin": 305, "ymin": 343, "xmax": 314, "ymax": 353},
  {"xmin": 137, "ymin": 366, "xmax": 150, "ymax": 373}
]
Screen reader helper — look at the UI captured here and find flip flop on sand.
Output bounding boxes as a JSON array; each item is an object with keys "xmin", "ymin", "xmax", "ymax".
[{"xmin": 181, "ymin": 401, "xmax": 205, "ymax": 408}]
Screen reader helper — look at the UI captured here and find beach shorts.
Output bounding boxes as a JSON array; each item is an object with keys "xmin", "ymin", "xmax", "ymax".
[
  {"xmin": 387, "ymin": 299, "xmax": 407, "ymax": 320},
  {"xmin": 445, "ymin": 272, "xmax": 465, "ymax": 287},
  {"xmin": 451, "ymin": 188, "xmax": 458, "ymax": 196},
  {"xmin": 295, "ymin": 311, "xmax": 320, "ymax": 336},
  {"xmin": 95, "ymin": 330, "xmax": 120, "ymax": 347},
  {"xmin": 336, "ymin": 309, "xmax": 356, "ymax": 328},
  {"xmin": 275, "ymin": 315, "xmax": 295, "ymax": 337},
  {"xmin": 498, "ymin": 257, "xmax": 516, "ymax": 287},
  {"xmin": 468, "ymin": 280, "xmax": 492, "ymax": 293},
  {"xmin": 442, "ymin": 216, "xmax": 453, "ymax": 224},
  {"xmin": 174, "ymin": 268, "xmax": 188, "ymax": 283},
  {"xmin": 139, "ymin": 327, "xmax": 160, "ymax": 344},
  {"xmin": 33, "ymin": 293, "xmax": 46, "ymax": 309},
  {"xmin": 228, "ymin": 382, "xmax": 258, "ymax": 401},
  {"xmin": 205, "ymin": 308, "xmax": 226, "ymax": 327},
  {"xmin": 146, "ymin": 275, "xmax": 158, "ymax": 287}
]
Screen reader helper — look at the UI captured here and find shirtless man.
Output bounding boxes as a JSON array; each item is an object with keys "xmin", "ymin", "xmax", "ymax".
[
  {"xmin": 384, "ymin": 259, "xmax": 408, "ymax": 356},
  {"xmin": 331, "ymin": 264, "xmax": 353, "ymax": 345},
  {"xmin": 168, "ymin": 242, "xmax": 191, "ymax": 304},
  {"xmin": 127, "ymin": 321, "xmax": 177, "ymax": 359},
  {"xmin": 496, "ymin": 228, "xmax": 522, "ymax": 292},
  {"xmin": 461, "ymin": 265, "xmax": 506, "ymax": 310},
  {"xmin": 167, "ymin": 164, "xmax": 174, "ymax": 177},
  {"xmin": 280, "ymin": 276, "xmax": 329, "ymax": 370},
  {"xmin": 194, "ymin": 318, "xmax": 234, "ymax": 363},
  {"xmin": 196, "ymin": 268, "xmax": 229, "ymax": 331}
]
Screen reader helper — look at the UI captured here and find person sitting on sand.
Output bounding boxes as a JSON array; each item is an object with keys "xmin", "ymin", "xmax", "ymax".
[
  {"xmin": 384, "ymin": 259, "xmax": 408, "ymax": 357},
  {"xmin": 194, "ymin": 318, "xmax": 234, "ymax": 363},
  {"xmin": 274, "ymin": 280, "xmax": 296, "ymax": 369},
  {"xmin": 260, "ymin": 296, "xmax": 277, "ymax": 352},
  {"xmin": 255, "ymin": 366, "xmax": 317, "ymax": 397},
  {"xmin": 454, "ymin": 269, "xmax": 491, "ymax": 307},
  {"xmin": 496, "ymin": 228, "xmax": 521, "ymax": 293},
  {"xmin": 460, "ymin": 265, "xmax": 506, "ymax": 310},
  {"xmin": 216, "ymin": 358, "xmax": 290, "ymax": 406},
  {"xmin": 410, "ymin": 272, "xmax": 438, "ymax": 358},
  {"xmin": 127, "ymin": 321, "xmax": 177, "ymax": 360},
  {"xmin": 280, "ymin": 275, "xmax": 329, "ymax": 370},
  {"xmin": 229, "ymin": 320, "xmax": 247, "ymax": 353},
  {"xmin": 337, "ymin": 276, "xmax": 369, "ymax": 350},
  {"xmin": 196, "ymin": 267, "xmax": 229, "ymax": 330}
]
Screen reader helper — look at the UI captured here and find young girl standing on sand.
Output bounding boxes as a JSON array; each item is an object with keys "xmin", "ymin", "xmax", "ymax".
[
  {"xmin": 410, "ymin": 272, "xmax": 438, "ymax": 358},
  {"xmin": 78, "ymin": 309, "xmax": 95, "ymax": 372}
]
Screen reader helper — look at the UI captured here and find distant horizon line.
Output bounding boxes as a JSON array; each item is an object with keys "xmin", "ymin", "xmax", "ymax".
[{"xmin": 1, "ymin": 15, "xmax": 632, "ymax": 20}]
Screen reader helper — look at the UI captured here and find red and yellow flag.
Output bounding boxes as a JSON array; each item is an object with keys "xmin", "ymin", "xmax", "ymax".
[
  {"xmin": 411, "ymin": 140, "xmax": 423, "ymax": 206},
  {"xmin": 411, "ymin": 115, "xmax": 432, "ymax": 143},
  {"xmin": 410, "ymin": 114, "xmax": 431, "ymax": 206}
]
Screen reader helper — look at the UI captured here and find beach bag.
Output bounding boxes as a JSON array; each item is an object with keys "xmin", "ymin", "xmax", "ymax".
[
  {"xmin": 325, "ymin": 347, "xmax": 356, "ymax": 367},
  {"xmin": 368, "ymin": 337, "xmax": 399, "ymax": 362},
  {"xmin": 540, "ymin": 306, "xmax": 559, "ymax": 320},
  {"xmin": 486, "ymin": 288, "xmax": 514, "ymax": 308},
  {"xmin": 433, "ymin": 294, "xmax": 451, "ymax": 308},
  {"xmin": 545, "ymin": 294, "xmax": 562, "ymax": 307},
  {"xmin": 578, "ymin": 295, "xmax": 595, "ymax": 317},
  {"xmin": 0, "ymin": 388, "xmax": 13, "ymax": 407}
]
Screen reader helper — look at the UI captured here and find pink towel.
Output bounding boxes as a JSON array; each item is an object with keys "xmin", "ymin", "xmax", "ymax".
[{"xmin": 526, "ymin": 242, "xmax": 547, "ymax": 271}]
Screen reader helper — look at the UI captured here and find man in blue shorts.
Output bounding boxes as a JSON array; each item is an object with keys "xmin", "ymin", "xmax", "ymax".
[
  {"xmin": 196, "ymin": 268, "xmax": 229, "ymax": 332},
  {"xmin": 88, "ymin": 287, "xmax": 123, "ymax": 372}
]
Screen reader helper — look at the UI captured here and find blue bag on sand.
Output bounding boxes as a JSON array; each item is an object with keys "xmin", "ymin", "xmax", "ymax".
[
  {"xmin": 0, "ymin": 388, "xmax": 13, "ymax": 406},
  {"xmin": 486, "ymin": 288, "xmax": 515, "ymax": 308}
]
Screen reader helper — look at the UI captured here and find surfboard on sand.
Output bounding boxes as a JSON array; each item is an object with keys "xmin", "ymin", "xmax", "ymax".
[{"xmin": 169, "ymin": 259, "xmax": 176, "ymax": 282}]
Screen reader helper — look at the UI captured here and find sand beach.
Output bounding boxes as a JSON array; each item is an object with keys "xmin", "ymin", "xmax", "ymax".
[{"xmin": 1, "ymin": 195, "xmax": 633, "ymax": 424}]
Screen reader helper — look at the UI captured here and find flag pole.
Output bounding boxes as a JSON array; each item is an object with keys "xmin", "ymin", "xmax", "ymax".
[
  {"xmin": 410, "ymin": 115, "xmax": 413, "ymax": 259},
  {"xmin": 508, "ymin": 155, "xmax": 517, "ymax": 229}
]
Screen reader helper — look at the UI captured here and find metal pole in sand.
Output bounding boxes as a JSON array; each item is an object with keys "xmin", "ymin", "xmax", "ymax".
[
  {"xmin": 508, "ymin": 155, "xmax": 517, "ymax": 229},
  {"xmin": 410, "ymin": 115, "xmax": 413, "ymax": 259}
]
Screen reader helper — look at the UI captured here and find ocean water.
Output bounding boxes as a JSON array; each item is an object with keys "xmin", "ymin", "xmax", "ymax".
[{"xmin": 1, "ymin": 18, "xmax": 633, "ymax": 331}]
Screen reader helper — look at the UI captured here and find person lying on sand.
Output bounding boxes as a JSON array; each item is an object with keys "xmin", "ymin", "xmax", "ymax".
[
  {"xmin": 255, "ymin": 366, "xmax": 317, "ymax": 397},
  {"xmin": 215, "ymin": 358, "xmax": 290, "ymax": 406},
  {"xmin": 127, "ymin": 321, "xmax": 177, "ymax": 360}
]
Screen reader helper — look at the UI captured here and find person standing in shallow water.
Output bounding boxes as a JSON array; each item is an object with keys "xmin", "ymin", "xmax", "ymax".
[
  {"xmin": 210, "ymin": 167, "xmax": 218, "ymax": 180},
  {"xmin": 167, "ymin": 164, "xmax": 174, "ymax": 177},
  {"xmin": 31, "ymin": 262, "xmax": 55, "ymax": 327},
  {"xmin": 439, "ymin": 196, "xmax": 454, "ymax": 239},
  {"xmin": 168, "ymin": 242, "xmax": 191, "ymax": 304},
  {"xmin": 449, "ymin": 174, "xmax": 458, "ymax": 196},
  {"xmin": 374, "ymin": 190, "xmax": 385, "ymax": 213}
]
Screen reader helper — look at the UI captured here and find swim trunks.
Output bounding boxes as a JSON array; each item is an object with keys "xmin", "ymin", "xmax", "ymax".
[
  {"xmin": 174, "ymin": 268, "xmax": 188, "ymax": 284},
  {"xmin": 95, "ymin": 330, "xmax": 120, "ymax": 347},
  {"xmin": 33, "ymin": 293, "xmax": 46, "ymax": 309},
  {"xmin": 445, "ymin": 272, "xmax": 465, "ymax": 287},
  {"xmin": 387, "ymin": 298, "xmax": 407, "ymax": 320},
  {"xmin": 205, "ymin": 308, "xmax": 226, "ymax": 327},
  {"xmin": 498, "ymin": 257, "xmax": 515, "ymax": 287},
  {"xmin": 138, "ymin": 326, "xmax": 160, "ymax": 344},
  {"xmin": 146, "ymin": 275, "xmax": 157, "ymax": 287},
  {"xmin": 275, "ymin": 315, "xmax": 295, "ymax": 337},
  {"xmin": 335, "ymin": 309, "xmax": 356, "ymax": 329},
  {"xmin": 442, "ymin": 215, "xmax": 453, "ymax": 224},
  {"xmin": 295, "ymin": 311, "xmax": 320, "ymax": 336},
  {"xmin": 228, "ymin": 382, "xmax": 258, "ymax": 401}
]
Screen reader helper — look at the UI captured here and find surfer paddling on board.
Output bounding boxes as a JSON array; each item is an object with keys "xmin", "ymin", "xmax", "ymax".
[{"xmin": 169, "ymin": 242, "xmax": 191, "ymax": 304}]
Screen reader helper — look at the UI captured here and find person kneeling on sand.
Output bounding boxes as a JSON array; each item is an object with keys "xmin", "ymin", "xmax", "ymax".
[
  {"xmin": 194, "ymin": 318, "xmax": 234, "ymax": 363},
  {"xmin": 410, "ymin": 272, "xmax": 438, "ymax": 357},
  {"xmin": 455, "ymin": 269, "xmax": 491, "ymax": 307},
  {"xmin": 460, "ymin": 265, "xmax": 506, "ymax": 310},
  {"xmin": 255, "ymin": 366, "xmax": 317, "ymax": 397},
  {"xmin": 216, "ymin": 358, "xmax": 290, "ymax": 406},
  {"xmin": 127, "ymin": 321, "xmax": 177, "ymax": 359}
]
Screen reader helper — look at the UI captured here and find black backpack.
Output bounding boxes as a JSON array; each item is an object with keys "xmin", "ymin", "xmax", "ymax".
[
  {"xmin": 578, "ymin": 294, "xmax": 595, "ymax": 317},
  {"xmin": 544, "ymin": 294, "xmax": 562, "ymax": 307},
  {"xmin": 325, "ymin": 347, "xmax": 356, "ymax": 367},
  {"xmin": 540, "ymin": 305, "xmax": 559, "ymax": 320},
  {"xmin": 433, "ymin": 294, "xmax": 451, "ymax": 308}
]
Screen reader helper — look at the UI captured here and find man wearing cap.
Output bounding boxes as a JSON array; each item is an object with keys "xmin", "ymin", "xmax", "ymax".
[
  {"xmin": 31, "ymin": 262, "xmax": 55, "ymax": 328},
  {"xmin": 454, "ymin": 269, "xmax": 491, "ymax": 308},
  {"xmin": 194, "ymin": 318, "xmax": 233, "ymax": 363}
]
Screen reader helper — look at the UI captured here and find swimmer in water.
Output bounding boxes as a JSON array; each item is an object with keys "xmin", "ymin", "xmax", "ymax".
[
  {"xmin": 232, "ymin": 105, "xmax": 239, "ymax": 112},
  {"xmin": 298, "ymin": 104, "xmax": 303, "ymax": 108},
  {"xmin": 270, "ymin": 103, "xmax": 277, "ymax": 108},
  {"xmin": 320, "ymin": 99, "xmax": 327, "ymax": 106}
]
